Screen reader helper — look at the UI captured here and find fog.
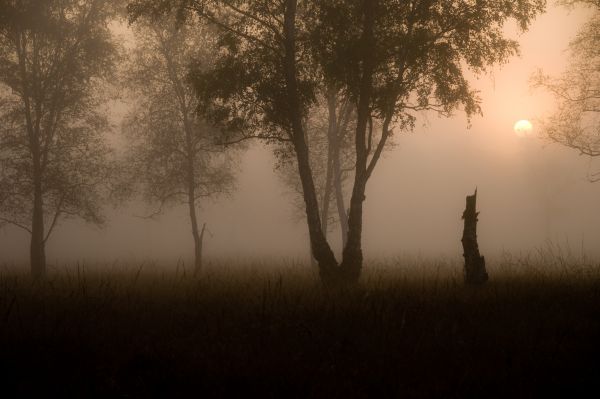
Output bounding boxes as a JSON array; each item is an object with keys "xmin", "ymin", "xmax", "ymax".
[{"xmin": 1, "ymin": 3, "xmax": 598, "ymax": 265}]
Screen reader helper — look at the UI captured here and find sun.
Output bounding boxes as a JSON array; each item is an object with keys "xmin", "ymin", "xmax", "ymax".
[{"xmin": 514, "ymin": 119, "xmax": 533, "ymax": 137}]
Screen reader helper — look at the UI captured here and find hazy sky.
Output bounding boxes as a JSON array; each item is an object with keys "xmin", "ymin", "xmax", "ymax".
[{"xmin": 1, "ymin": 3, "xmax": 599, "ymax": 265}]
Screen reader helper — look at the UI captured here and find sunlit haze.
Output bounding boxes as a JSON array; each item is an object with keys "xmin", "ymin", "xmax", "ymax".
[
  {"xmin": 1, "ymin": 3, "xmax": 598, "ymax": 264},
  {"xmin": 2, "ymin": 1, "xmax": 599, "ymax": 396}
]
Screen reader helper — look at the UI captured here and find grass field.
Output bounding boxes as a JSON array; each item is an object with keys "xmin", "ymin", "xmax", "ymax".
[{"xmin": 1, "ymin": 252, "xmax": 599, "ymax": 397}]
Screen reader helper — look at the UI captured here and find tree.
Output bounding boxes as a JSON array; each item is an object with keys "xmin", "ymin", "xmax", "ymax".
[
  {"xmin": 123, "ymin": 13, "xmax": 237, "ymax": 273},
  {"xmin": 0, "ymin": 0, "xmax": 119, "ymax": 278},
  {"xmin": 532, "ymin": 0, "xmax": 599, "ymax": 179},
  {"xmin": 129, "ymin": 0, "xmax": 545, "ymax": 286},
  {"xmin": 276, "ymin": 87, "xmax": 355, "ymax": 263}
]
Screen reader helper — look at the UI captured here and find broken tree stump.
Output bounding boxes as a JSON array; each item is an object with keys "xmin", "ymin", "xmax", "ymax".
[{"xmin": 461, "ymin": 189, "xmax": 488, "ymax": 285}]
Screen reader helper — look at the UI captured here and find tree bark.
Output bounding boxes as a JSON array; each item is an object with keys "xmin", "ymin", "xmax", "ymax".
[
  {"xmin": 321, "ymin": 88, "xmax": 338, "ymax": 236},
  {"xmin": 17, "ymin": 33, "xmax": 46, "ymax": 279},
  {"xmin": 189, "ymin": 196, "xmax": 204, "ymax": 274},
  {"xmin": 333, "ymin": 165, "xmax": 349, "ymax": 249},
  {"xmin": 320, "ymin": 153, "xmax": 333, "ymax": 236},
  {"xmin": 185, "ymin": 133, "xmax": 204, "ymax": 275},
  {"xmin": 283, "ymin": 0, "xmax": 338, "ymax": 284},
  {"xmin": 282, "ymin": 0, "xmax": 377, "ymax": 287},
  {"xmin": 194, "ymin": 222, "xmax": 206, "ymax": 275},
  {"xmin": 30, "ymin": 171, "xmax": 46, "ymax": 280},
  {"xmin": 339, "ymin": 0, "xmax": 377, "ymax": 284},
  {"xmin": 308, "ymin": 228, "xmax": 317, "ymax": 268},
  {"xmin": 331, "ymin": 99, "xmax": 350, "ymax": 249},
  {"xmin": 461, "ymin": 189, "xmax": 488, "ymax": 285},
  {"xmin": 304, "ymin": 122, "xmax": 318, "ymax": 268}
]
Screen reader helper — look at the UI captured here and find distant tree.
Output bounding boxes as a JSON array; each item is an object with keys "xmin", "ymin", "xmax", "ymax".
[
  {"xmin": 129, "ymin": 0, "xmax": 545, "ymax": 286},
  {"xmin": 277, "ymin": 87, "xmax": 355, "ymax": 262},
  {"xmin": 123, "ymin": 14, "xmax": 237, "ymax": 273},
  {"xmin": 0, "ymin": 0, "xmax": 119, "ymax": 278},
  {"xmin": 532, "ymin": 1, "xmax": 599, "ymax": 179}
]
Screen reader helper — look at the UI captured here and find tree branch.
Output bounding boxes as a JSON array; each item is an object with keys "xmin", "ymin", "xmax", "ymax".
[
  {"xmin": 0, "ymin": 216, "xmax": 32, "ymax": 233},
  {"xmin": 221, "ymin": 1, "xmax": 283, "ymax": 42},
  {"xmin": 190, "ymin": 4, "xmax": 281, "ymax": 54},
  {"xmin": 43, "ymin": 192, "xmax": 66, "ymax": 243},
  {"xmin": 218, "ymin": 133, "xmax": 291, "ymax": 146},
  {"xmin": 366, "ymin": 115, "xmax": 392, "ymax": 179}
]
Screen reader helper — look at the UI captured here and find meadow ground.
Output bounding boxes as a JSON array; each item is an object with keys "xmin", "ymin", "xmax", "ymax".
[{"xmin": 1, "ymin": 250, "xmax": 599, "ymax": 397}]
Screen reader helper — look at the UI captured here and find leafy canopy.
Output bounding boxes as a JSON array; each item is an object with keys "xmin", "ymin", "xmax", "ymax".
[{"xmin": 0, "ymin": 0, "xmax": 119, "ymax": 234}]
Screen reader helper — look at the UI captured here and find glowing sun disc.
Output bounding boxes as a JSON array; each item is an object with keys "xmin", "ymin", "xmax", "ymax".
[{"xmin": 514, "ymin": 119, "xmax": 533, "ymax": 137}]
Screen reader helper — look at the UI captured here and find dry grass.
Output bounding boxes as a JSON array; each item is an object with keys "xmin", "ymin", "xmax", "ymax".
[{"xmin": 1, "ymin": 252, "xmax": 599, "ymax": 397}]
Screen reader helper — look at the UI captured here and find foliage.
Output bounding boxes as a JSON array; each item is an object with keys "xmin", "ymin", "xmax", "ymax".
[
  {"xmin": 532, "ymin": 1, "xmax": 599, "ymax": 178},
  {"xmin": 176, "ymin": 0, "xmax": 548, "ymax": 185},
  {"xmin": 128, "ymin": 0, "xmax": 546, "ymax": 284},
  {"xmin": 183, "ymin": 1, "xmax": 315, "ymax": 143},
  {"xmin": 170, "ymin": 0, "xmax": 546, "ymax": 142},
  {"xmin": 312, "ymin": 0, "xmax": 546, "ymax": 135},
  {"xmin": 275, "ymin": 92, "xmax": 355, "ymax": 231},
  {"xmin": 0, "ymin": 0, "xmax": 119, "ymax": 239},
  {"xmin": 122, "ymin": 13, "xmax": 237, "ymax": 216}
]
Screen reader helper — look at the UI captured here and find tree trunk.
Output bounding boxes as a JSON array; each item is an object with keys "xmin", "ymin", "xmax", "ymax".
[
  {"xmin": 331, "ymin": 111, "xmax": 349, "ymax": 249},
  {"xmin": 320, "ymin": 156, "xmax": 333, "ymax": 236},
  {"xmin": 30, "ymin": 175, "xmax": 46, "ymax": 280},
  {"xmin": 326, "ymin": 87, "xmax": 350, "ymax": 249},
  {"xmin": 29, "ymin": 98, "xmax": 45, "ymax": 279},
  {"xmin": 283, "ymin": 0, "xmax": 378, "ymax": 287},
  {"xmin": 283, "ymin": 0, "xmax": 338, "ymax": 284},
  {"xmin": 334, "ymin": 172, "xmax": 349, "ymax": 249},
  {"xmin": 330, "ymin": 93, "xmax": 353, "ymax": 249},
  {"xmin": 321, "ymin": 89, "xmax": 337, "ymax": 236},
  {"xmin": 304, "ymin": 125, "xmax": 318, "ymax": 269},
  {"xmin": 194, "ymin": 222, "xmax": 206, "ymax": 275},
  {"xmin": 185, "ymin": 129, "xmax": 203, "ymax": 275},
  {"xmin": 308, "ymin": 229, "xmax": 317, "ymax": 268},
  {"xmin": 188, "ymin": 192, "xmax": 204, "ymax": 275},
  {"xmin": 339, "ymin": 177, "xmax": 366, "ymax": 283},
  {"xmin": 339, "ymin": 0, "xmax": 377, "ymax": 284},
  {"xmin": 461, "ymin": 189, "xmax": 488, "ymax": 285},
  {"xmin": 17, "ymin": 33, "xmax": 46, "ymax": 279}
]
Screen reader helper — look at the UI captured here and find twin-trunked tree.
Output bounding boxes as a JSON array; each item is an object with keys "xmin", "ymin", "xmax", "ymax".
[
  {"xmin": 0, "ymin": 0, "xmax": 119, "ymax": 278},
  {"xmin": 276, "ymin": 88, "xmax": 355, "ymax": 263},
  {"xmin": 131, "ymin": 0, "xmax": 545, "ymax": 287}
]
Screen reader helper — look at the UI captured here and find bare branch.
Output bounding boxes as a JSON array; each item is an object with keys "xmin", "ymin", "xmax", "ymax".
[
  {"xmin": 366, "ymin": 115, "xmax": 392, "ymax": 180},
  {"xmin": 133, "ymin": 190, "xmax": 187, "ymax": 219},
  {"xmin": 43, "ymin": 192, "xmax": 67, "ymax": 243},
  {"xmin": 218, "ymin": 133, "xmax": 291, "ymax": 146},
  {"xmin": 220, "ymin": 1, "xmax": 283, "ymax": 42},
  {"xmin": 0, "ymin": 216, "xmax": 32, "ymax": 233},
  {"xmin": 190, "ymin": 4, "xmax": 281, "ymax": 54}
]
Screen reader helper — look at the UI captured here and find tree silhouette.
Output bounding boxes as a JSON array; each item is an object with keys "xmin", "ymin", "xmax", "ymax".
[
  {"xmin": 532, "ymin": 0, "xmax": 599, "ymax": 179},
  {"xmin": 129, "ymin": 0, "xmax": 545, "ymax": 286},
  {"xmin": 123, "ymin": 13, "xmax": 238, "ymax": 273},
  {"xmin": 276, "ymin": 87, "xmax": 355, "ymax": 263},
  {"xmin": 0, "ymin": 0, "xmax": 119, "ymax": 278}
]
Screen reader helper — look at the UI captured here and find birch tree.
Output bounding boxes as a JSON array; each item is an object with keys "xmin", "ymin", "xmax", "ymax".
[
  {"xmin": 123, "ymin": 14, "xmax": 237, "ymax": 273},
  {"xmin": 129, "ymin": 0, "xmax": 546, "ymax": 286},
  {"xmin": 0, "ymin": 0, "xmax": 119, "ymax": 278},
  {"xmin": 532, "ymin": 0, "xmax": 599, "ymax": 179}
]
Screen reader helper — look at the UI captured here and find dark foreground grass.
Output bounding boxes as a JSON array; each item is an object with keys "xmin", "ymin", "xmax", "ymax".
[{"xmin": 1, "ymin": 256, "xmax": 599, "ymax": 398}]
